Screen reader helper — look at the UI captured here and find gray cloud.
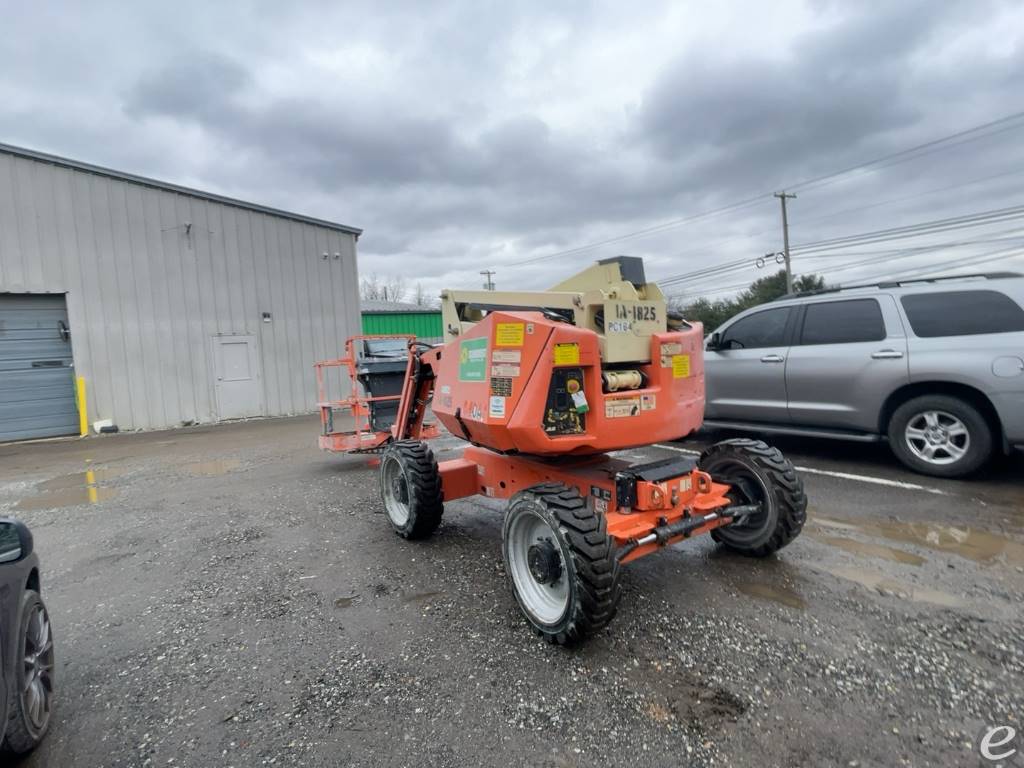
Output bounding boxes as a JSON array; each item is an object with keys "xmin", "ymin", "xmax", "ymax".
[{"xmin": 2, "ymin": 0, "xmax": 1023, "ymax": 300}]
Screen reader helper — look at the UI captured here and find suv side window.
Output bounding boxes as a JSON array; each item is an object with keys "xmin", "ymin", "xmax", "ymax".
[
  {"xmin": 901, "ymin": 290, "xmax": 1024, "ymax": 337},
  {"xmin": 720, "ymin": 307, "xmax": 792, "ymax": 349},
  {"xmin": 799, "ymin": 298, "xmax": 886, "ymax": 345}
]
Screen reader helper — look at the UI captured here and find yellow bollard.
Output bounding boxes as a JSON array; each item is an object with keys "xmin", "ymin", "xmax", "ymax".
[{"xmin": 76, "ymin": 376, "xmax": 88, "ymax": 437}]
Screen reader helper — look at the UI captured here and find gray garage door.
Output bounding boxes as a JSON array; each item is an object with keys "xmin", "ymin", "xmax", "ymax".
[{"xmin": 0, "ymin": 294, "xmax": 78, "ymax": 442}]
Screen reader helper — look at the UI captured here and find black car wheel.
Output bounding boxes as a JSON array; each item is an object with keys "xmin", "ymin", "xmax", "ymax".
[{"xmin": 3, "ymin": 589, "xmax": 54, "ymax": 754}]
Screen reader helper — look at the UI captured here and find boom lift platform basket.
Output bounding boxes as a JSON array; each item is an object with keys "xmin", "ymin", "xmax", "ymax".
[{"xmin": 315, "ymin": 334, "xmax": 439, "ymax": 454}]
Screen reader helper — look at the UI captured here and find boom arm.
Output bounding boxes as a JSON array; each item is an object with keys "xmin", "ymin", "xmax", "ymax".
[{"xmin": 440, "ymin": 256, "xmax": 672, "ymax": 365}]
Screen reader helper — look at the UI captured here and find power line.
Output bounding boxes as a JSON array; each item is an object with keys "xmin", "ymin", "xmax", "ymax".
[
  {"xmin": 501, "ymin": 109, "xmax": 1024, "ymax": 269},
  {"xmin": 508, "ymin": 195, "xmax": 772, "ymax": 267},
  {"xmin": 665, "ymin": 230, "xmax": 1024, "ymax": 301},
  {"xmin": 666, "ymin": 244, "xmax": 1024, "ymax": 305},
  {"xmin": 861, "ymin": 244, "xmax": 1024, "ymax": 284},
  {"xmin": 790, "ymin": 204, "xmax": 1024, "ymax": 253},
  {"xmin": 658, "ymin": 206, "xmax": 1024, "ymax": 290},
  {"xmin": 793, "ymin": 228, "xmax": 1024, "ymax": 259},
  {"xmin": 788, "ymin": 114, "xmax": 1024, "ymax": 194},
  {"xmin": 646, "ymin": 166, "xmax": 1024, "ymax": 285}
]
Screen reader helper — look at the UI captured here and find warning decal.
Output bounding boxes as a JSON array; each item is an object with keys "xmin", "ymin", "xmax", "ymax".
[
  {"xmin": 490, "ymin": 364, "xmax": 520, "ymax": 378},
  {"xmin": 605, "ymin": 396, "xmax": 641, "ymax": 418},
  {"xmin": 672, "ymin": 354, "xmax": 691, "ymax": 378},
  {"xmin": 552, "ymin": 342, "xmax": 580, "ymax": 365},
  {"xmin": 492, "ymin": 349, "xmax": 521, "ymax": 363},
  {"xmin": 495, "ymin": 323, "xmax": 525, "ymax": 346}
]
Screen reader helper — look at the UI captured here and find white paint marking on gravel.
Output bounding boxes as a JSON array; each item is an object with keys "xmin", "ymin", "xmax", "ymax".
[
  {"xmin": 652, "ymin": 444, "xmax": 701, "ymax": 456},
  {"xmin": 652, "ymin": 443, "xmax": 948, "ymax": 496}
]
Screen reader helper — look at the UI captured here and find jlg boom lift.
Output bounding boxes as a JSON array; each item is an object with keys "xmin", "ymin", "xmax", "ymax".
[{"xmin": 317, "ymin": 257, "xmax": 806, "ymax": 644}]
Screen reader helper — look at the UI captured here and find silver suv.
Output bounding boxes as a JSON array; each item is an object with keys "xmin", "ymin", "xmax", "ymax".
[{"xmin": 702, "ymin": 273, "xmax": 1024, "ymax": 477}]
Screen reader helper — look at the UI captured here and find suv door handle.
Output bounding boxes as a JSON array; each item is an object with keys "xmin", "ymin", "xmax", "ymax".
[
  {"xmin": 760, "ymin": 354, "xmax": 785, "ymax": 363},
  {"xmin": 871, "ymin": 349, "xmax": 904, "ymax": 359}
]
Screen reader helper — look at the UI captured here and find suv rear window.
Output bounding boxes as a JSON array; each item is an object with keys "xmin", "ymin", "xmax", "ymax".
[
  {"xmin": 901, "ymin": 290, "xmax": 1024, "ymax": 337},
  {"xmin": 800, "ymin": 299, "xmax": 886, "ymax": 345}
]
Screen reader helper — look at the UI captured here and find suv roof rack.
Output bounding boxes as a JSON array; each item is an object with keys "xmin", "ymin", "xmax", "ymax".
[{"xmin": 774, "ymin": 271, "xmax": 1023, "ymax": 301}]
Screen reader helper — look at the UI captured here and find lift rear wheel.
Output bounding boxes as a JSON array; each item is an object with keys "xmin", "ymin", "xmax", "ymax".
[
  {"xmin": 379, "ymin": 440, "xmax": 444, "ymax": 539},
  {"xmin": 699, "ymin": 439, "xmax": 806, "ymax": 557},
  {"xmin": 502, "ymin": 483, "xmax": 621, "ymax": 645}
]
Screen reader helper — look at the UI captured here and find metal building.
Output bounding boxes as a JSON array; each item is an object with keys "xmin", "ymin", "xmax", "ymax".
[
  {"xmin": 360, "ymin": 300, "xmax": 443, "ymax": 343},
  {"xmin": 0, "ymin": 143, "xmax": 362, "ymax": 441}
]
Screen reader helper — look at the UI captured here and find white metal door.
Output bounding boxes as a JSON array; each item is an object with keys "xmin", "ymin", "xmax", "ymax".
[{"xmin": 211, "ymin": 335, "xmax": 261, "ymax": 420}]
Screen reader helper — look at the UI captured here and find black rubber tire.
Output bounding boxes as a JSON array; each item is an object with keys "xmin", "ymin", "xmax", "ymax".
[
  {"xmin": 378, "ymin": 440, "xmax": 444, "ymax": 539},
  {"xmin": 2, "ymin": 590, "xmax": 54, "ymax": 755},
  {"xmin": 699, "ymin": 439, "xmax": 806, "ymax": 557},
  {"xmin": 887, "ymin": 394, "xmax": 993, "ymax": 478},
  {"xmin": 502, "ymin": 483, "xmax": 621, "ymax": 645}
]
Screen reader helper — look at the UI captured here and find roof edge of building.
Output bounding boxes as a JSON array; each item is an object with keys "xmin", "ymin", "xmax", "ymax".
[{"xmin": 0, "ymin": 141, "xmax": 362, "ymax": 236}]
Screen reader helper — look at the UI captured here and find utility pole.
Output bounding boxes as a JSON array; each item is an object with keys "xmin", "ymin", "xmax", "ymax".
[
  {"xmin": 774, "ymin": 191, "xmax": 797, "ymax": 294},
  {"xmin": 480, "ymin": 270, "xmax": 496, "ymax": 291}
]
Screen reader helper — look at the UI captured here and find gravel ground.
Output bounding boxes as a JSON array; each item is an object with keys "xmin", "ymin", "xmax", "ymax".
[{"xmin": 0, "ymin": 415, "xmax": 1021, "ymax": 767}]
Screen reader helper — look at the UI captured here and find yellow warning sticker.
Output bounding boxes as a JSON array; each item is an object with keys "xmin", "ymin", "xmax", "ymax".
[
  {"xmin": 552, "ymin": 342, "xmax": 580, "ymax": 365},
  {"xmin": 495, "ymin": 322, "xmax": 525, "ymax": 346},
  {"xmin": 672, "ymin": 354, "xmax": 691, "ymax": 378}
]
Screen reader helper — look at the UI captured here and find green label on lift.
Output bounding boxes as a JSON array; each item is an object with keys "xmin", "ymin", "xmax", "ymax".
[{"xmin": 458, "ymin": 337, "xmax": 488, "ymax": 382}]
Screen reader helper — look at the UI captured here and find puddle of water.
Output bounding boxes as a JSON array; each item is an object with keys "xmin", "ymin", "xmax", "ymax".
[
  {"xmin": 735, "ymin": 582, "xmax": 807, "ymax": 610},
  {"xmin": 185, "ymin": 459, "xmax": 241, "ymax": 476},
  {"xmin": 37, "ymin": 467, "xmax": 124, "ymax": 492},
  {"xmin": 810, "ymin": 532, "xmax": 927, "ymax": 566},
  {"xmin": 15, "ymin": 468, "xmax": 118, "ymax": 511},
  {"xmin": 812, "ymin": 515, "xmax": 1024, "ymax": 567},
  {"xmin": 819, "ymin": 564, "xmax": 966, "ymax": 609}
]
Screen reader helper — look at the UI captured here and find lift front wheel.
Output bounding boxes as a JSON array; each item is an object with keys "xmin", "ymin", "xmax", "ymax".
[
  {"xmin": 379, "ymin": 441, "xmax": 444, "ymax": 539},
  {"xmin": 502, "ymin": 483, "xmax": 621, "ymax": 645},
  {"xmin": 700, "ymin": 439, "xmax": 806, "ymax": 557}
]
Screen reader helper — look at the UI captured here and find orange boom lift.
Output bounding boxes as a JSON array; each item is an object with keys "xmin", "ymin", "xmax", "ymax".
[{"xmin": 318, "ymin": 257, "xmax": 806, "ymax": 644}]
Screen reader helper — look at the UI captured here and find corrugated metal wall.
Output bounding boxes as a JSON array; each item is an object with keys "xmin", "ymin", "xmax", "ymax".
[
  {"xmin": 361, "ymin": 311, "xmax": 443, "ymax": 341},
  {"xmin": 0, "ymin": 150, "xmax": 361, "ymax": 431}
]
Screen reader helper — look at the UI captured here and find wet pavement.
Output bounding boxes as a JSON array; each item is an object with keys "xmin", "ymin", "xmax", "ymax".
[{"xmin": 0, "ymin": 416, "xmax": 1021, "ymax": 767}]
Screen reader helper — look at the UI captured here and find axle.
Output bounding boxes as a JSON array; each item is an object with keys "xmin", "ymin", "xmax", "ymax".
[{"xmin": 614, "ymin": 503, "xmax": 761, "ymax": 560}]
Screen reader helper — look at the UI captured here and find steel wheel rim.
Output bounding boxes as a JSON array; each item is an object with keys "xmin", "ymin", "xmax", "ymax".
[
  {"xmin": 507, "ymin": 509, "xmax": 570, "ymax": 626},
  {"xmin": 904, "ymin": 410, "xmax": 970, "ymax": 466},
  {"xmin": 710, "ymin": 458, "xmax": 772, "ymax": 546},
  {"xmin": 22, "ymin": 604, "xmax": 54, "ymax": 733},
  {"xmin": 381, "ymin": 456, "xmax": 410, "ymax": 527}
]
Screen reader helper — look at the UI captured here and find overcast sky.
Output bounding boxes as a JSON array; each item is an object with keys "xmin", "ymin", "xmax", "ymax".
[{"xmin": 3, "ymin": 0, "xmax": 1024, "ymax": 302}]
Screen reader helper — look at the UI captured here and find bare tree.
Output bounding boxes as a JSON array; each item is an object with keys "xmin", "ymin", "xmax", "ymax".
[
  {"xmin": 360, "ymin": 273, "xmax": 383, "ymax": 301},
  {"xmin": 383, "ymin": 275, "xmax": 406, "ymax": 303},
  {"xmin": 412, "ymin": 282, "xmax": 436, "ymax": 307},
  {"xmin": 360, "ymin": 273, "xmax": 407, "ymax": 303}
]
